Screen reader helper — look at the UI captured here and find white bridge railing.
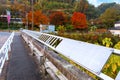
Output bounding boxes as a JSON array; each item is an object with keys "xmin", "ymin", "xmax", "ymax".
[
  {"xmin": 21, "ymin": 29, "xmax": 120, "ymax": 80},
  {"xmin": 0, "ymin": 32, "xmax": 14, "ymax": 75}
]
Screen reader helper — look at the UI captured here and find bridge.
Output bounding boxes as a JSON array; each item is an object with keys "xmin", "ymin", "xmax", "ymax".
[{"xmin": 0, "ymin": 30, "xmax": 120, "ymax": 80}]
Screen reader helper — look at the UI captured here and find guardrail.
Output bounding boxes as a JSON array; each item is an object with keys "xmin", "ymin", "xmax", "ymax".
[
  {"xmin": 21, "ymin": 29, "xmax": 120, "ymax": 80},
  {"xmin": 0, "ymin": 32, "xmax": 14, "ymax": 75}
]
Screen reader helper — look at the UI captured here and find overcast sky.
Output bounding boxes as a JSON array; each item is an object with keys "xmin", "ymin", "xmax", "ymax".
[{"xmin": 88, "ymin": 0, "xmax": 120, "ymax": 7}]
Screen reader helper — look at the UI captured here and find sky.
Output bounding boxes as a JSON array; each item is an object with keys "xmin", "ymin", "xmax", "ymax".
[{"xmin": 88, "ymin": 0, "xmax": 120, "ymax": 7}]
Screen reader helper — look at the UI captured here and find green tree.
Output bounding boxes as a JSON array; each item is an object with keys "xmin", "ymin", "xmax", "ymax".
[
  {"xmin": 34, "ymin": 0, "xmax": 48, "ymax": 10},
  {"xmin": 100, "ymin": 7, "xmax": 120, "ymax": 28},
  {"xmin": 74, "ymin": 0, "xmax": 89, "ymax": 13},
  {"xmin": 0, "ymin": 4, "xmax": 6, "ymax": 15},
  {"xmin": 85, "ymin": 4, "xmax": 99, "ymax": 20}
]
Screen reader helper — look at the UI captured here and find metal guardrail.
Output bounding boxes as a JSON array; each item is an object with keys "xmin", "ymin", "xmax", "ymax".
[
  {"xmin": 0, "ymin": 32, "xmax": 14, "ymax": 75},
  {"xmin": 21, "ymin": 29, "xmax": 120, "ymax": 80}
]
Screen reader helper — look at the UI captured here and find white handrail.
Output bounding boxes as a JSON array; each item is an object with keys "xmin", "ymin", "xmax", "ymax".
[
  {"xmin": 113, "ymin": 49, "xmax": 120, "ymax": 55},
  {"xmin": 0, "ymin": 32, "xmax": 14, "ymax": 75},
  {"xmin": 21, "ymin": 29, "xmax": 120, "ymax": 80}
]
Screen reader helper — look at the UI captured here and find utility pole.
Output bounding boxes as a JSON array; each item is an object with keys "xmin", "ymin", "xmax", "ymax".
[
  {"xmin": 32, "ymin": 0, "xmax": 34, "ymax": 30},
  {"xmin": 26, "ymin": 13, "xmax": 28, "ymax": 29}
]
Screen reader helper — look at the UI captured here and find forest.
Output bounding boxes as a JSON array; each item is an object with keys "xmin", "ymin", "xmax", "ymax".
[{"xmin": 0, "ymin": 0, "xmax": 120, "ymax": 30}]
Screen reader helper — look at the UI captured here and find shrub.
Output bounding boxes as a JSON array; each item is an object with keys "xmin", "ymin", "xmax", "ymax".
[
  {"xmin": 57, "ymin": 25, "xmax": 66, "ymax": 34},
  {"xmin": 114, "ymin": 41, "xmax": 120, "ymax": 49},
  {"xmin": 49, "ymin": 11, "xmax": 67, "ymax": 26},
  {"xmin": 66, "ymin": 24, "xmax": 74, "ymax": 31},
  {"xmin": 102, "ymin": 37, "xmax": 113, "ymax": 47}
]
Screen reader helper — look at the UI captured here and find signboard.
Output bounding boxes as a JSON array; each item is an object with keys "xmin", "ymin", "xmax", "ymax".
[
  {"xmin": 40, "ymin": 25, "xmax": 55, "ymax": 33},
  {"xmin": 48, "ymin": 25, "xmax": 55, "ymax": 32},
  {"xmin": 56, "ymin": 38, "xmax": 113, "ymax": 74}
]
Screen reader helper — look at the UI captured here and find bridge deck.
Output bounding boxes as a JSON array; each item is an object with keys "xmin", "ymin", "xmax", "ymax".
[{"xmin": 6, "ymin": 33, "xmax": 41, "ymax": 80}]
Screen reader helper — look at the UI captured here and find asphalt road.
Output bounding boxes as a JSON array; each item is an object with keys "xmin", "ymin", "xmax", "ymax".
[{"xmin": 6, "ymin": 33, "xmax": 41, "ymax": 80}]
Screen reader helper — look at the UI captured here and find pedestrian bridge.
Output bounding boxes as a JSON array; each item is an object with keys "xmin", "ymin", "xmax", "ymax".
[{"xmin": 0, "ymin": 30, "xmax": 120, "ymax": 80}]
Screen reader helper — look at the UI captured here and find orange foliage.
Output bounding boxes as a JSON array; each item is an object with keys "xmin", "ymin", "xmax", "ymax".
[
  {"xmin": 71, "ymin": 12, "xmax": 87, "ymax": 29},
  {"xmin": 27, "ymin": 10, "xmax": 49, "ymax": 26},
  {"xmin": 95, "ymin": 29, "xmax": 107, "ymax": 33},
  {"xmin": 49, "ymin": 11, "xmax": 67, "ymax": 26}
]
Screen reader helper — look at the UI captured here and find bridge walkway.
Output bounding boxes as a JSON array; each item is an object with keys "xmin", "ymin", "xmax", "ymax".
[{"xmin": 6, "ymin": 33, "xmax": 41, "ymax": 80}]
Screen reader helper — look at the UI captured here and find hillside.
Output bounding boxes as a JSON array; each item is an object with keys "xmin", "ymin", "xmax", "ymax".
[{"xmin": 97, "ymin": 2, "xmax": 120, "ymax": 15}]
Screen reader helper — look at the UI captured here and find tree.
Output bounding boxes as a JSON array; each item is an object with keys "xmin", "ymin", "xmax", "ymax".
[
  {"xmin": 74, "ymin": 0, "xmax": 89, "ymax": 13},
  {"xmin": 10, "ymin": 1, "xmax": 29, "ymax": 18},
  {"xmin": 71, "ymin": 12, "xmax": 87, "ymax": 29},
  {"xmin": 85, "ymin": 4, "xmax": 99, "ymax": 20},
  {"xmin": 49, "ymin": 11, "xmax": 67, "ymax": 26},
  {"xmin": 74, "ymin": 0, "xmax": 99, "ymax": 20},
  {"xmin": 0, "ymin": 4, "xmax": 6, "ymax": 15},
  {"xmin": 27, "ymin": 10, "xmax": 49, "ymax": 27},
  {"xmin": 34, "ymin": 0, "xmax": 48, "ymax": 10},
  {"xmin": 100, "ymin": 7, "xmax": 120, "ymax": 28}
]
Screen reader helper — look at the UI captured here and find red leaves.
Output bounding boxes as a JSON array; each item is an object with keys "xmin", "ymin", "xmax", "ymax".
[
  {"xmin": 49, "ymin": 11, "xmax": 67, "ymax": 26},
  {"xmin": 28, "ymin": 10, "xmax": 49, "ymax": 26},
  {"xmin": 71, "ymin": 12, "xmax": 87, "ymax": 29},
  {"xmin": 34, "ymin": 11, "xmax": 49, "ymax": 25},
  {"xmin": 26, "ymin": 11, "xmax": 88, "ymax": 30}
]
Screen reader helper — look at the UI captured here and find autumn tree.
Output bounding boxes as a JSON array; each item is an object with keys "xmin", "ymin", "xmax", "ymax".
[
  {"xmin": 10, "ymin": 2, "xmax": 25, "ymax": 18},
  {"xmin": 26, "ymin": 10, "xmax": 49, "ymax": 28},
  {"xmin": 9, "ymin": 0, "xmax": 31, "ymax": 18},
  {"xmin": 49, "ymin": 11, "xmax": 67, "ymax": 26},
  {"xmin": 71, "ymin": 12, "xmax": 87, "ymax": 29}
]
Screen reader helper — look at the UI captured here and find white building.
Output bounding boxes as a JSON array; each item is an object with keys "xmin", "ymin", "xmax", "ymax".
[
  {"xmin": 10, "ymin": 18, "xmax": 23, "ymax": 24},
  {"xmin": 109, "ymin": 21, "xmax": 120, "ymax": 36},
  {"xmin": 114, "ymin": 21, "xmax": 120, "ymax": 29}
]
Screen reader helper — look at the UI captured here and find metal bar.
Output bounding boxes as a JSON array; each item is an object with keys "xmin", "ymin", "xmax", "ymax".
[
  {"xmin": 46, "ymin": 36, "xmax": 52, "ymax": 44},
  {"xmin": 49, "ymin": 37, "xmax": 57, "ymax": 45},
  {"xmin": 40, "ymin": 35, "xmax": 47, "ymax": 42},
  {"xmin": 42, "ymin": 35, "xmax": 49, "ymax": 42},
  {"xmin": 113, "ymin": 49, "xmax": 120, "ymax": 55},
  {"xmin": 115, "ymin": 71, "xmax": 120, "ymax": 80},
  {"xmin": 99, "ymin": 73, "xmax": 114, "ymax": 80},
  {"xmin": 51, "ymin": 38, "xmax": 58, "ymax": 46}
]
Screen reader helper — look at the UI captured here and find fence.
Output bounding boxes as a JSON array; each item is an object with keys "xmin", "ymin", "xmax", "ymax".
[
  {"xmin": 0, "ymin": 32, "xmax": 14, "ymax": 75},
  {"xmin": 21, "ymin": 29, "xmax": 120, "ymax": 80}
]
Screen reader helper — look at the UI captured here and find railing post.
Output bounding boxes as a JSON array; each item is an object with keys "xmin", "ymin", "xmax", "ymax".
[{"xmin": 6, "ymin": 52, "xmax": 9, "ymax": 61}]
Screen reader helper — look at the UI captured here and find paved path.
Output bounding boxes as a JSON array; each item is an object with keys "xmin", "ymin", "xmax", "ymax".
[{"xmin": 7, "ymin": 33, "xmax": 41, "ymax": 80}]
